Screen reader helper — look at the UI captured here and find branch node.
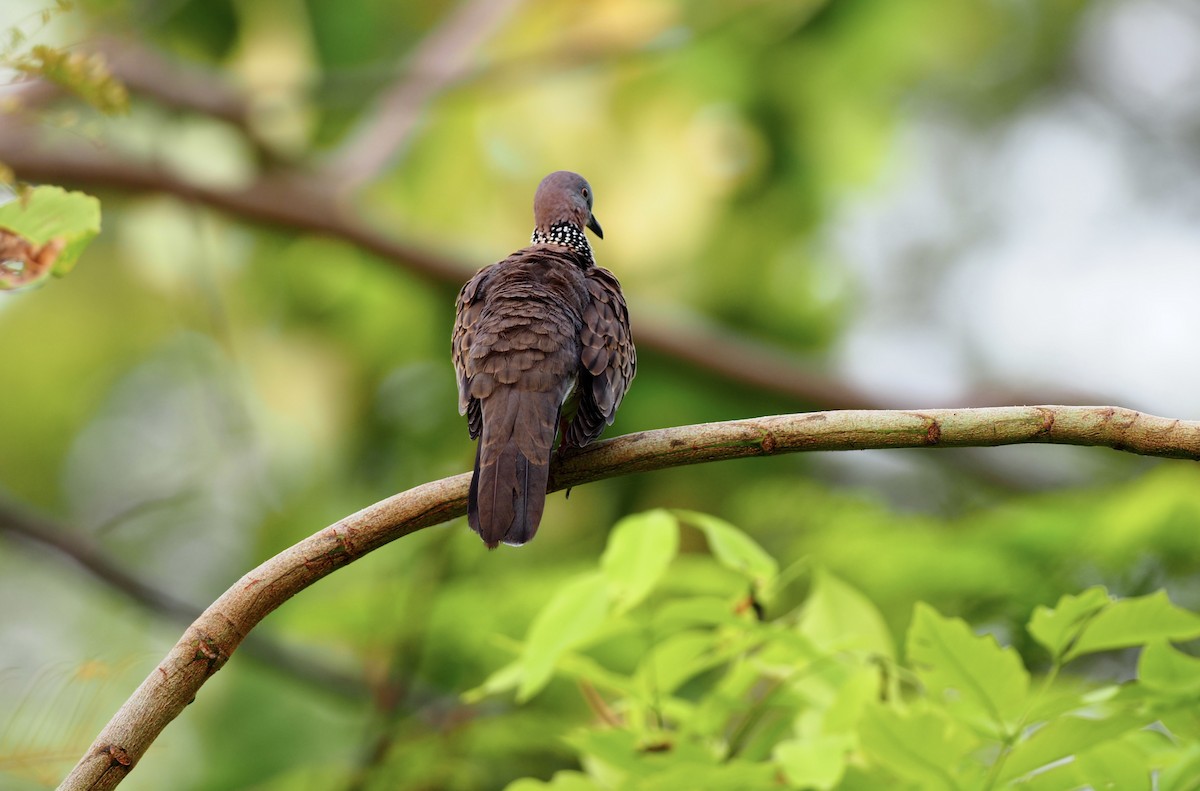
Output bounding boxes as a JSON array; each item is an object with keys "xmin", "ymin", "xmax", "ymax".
[
  {"xmin": 1035, "ymin": 406, "xmax": 1056, "ymax": 437},
  {"xmin": 100, "ymin": 743, "xmax": 132, "ymax": 767},
  {"xmin": 926, "ymin": 421, "xmax": 941, "ymax": 445},
  {"xmin": 305, "ymin": 527, "xmax": 356, "ymax": 572},
  {"xmin": 191, "ymin": 632, "xmax": 227, "ymax": 677}
]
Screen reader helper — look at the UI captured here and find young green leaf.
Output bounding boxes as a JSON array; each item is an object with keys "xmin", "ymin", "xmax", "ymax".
[
  {"xmin": 1028, "ymin": 586, "xmax": 1111, "ymax": 660},
  {"xmin": 817, "ymin": 663, "xmax": 881, "ymax": 736},
  {"xmin": 907, "ymin": 602, "xmax": 1029, "ymax": 737},
  {"xmin": 799, "ymin": 569, "xmax": 895, "ymax": 660},
  {"xmin": 858, "ymin": 704, "xmax": 978, "ymax": 789},
  {"xmin": 1139, "ymin": 639, "xmax": 1200, "ymax": 696},
  {"xmin": 461, "ymin": 658, "xmax": 524, "ymax": 703},
  {"xmin": 774, "ymin": 734, "xmax": 851, "ymax": 790},
  {"xmin": 633, "ymin": 630, "xmax": 719, "ymax": 699},
  {"xmin": 1141, "ymin": 642, "xmax": 1200, "ymax": 740},
  {"xmin": 0, "ymin": 186, "xmax": 101, "ymax": 289},
  {"xmin": 1159, "ymin": 703, "xmax": 1200, "ymax": 746},
  {"xmin": 627, "ymin": 761, "xmax": 780, "ymax": 791},
  {"xmin": 517, "ymin": 572, "xmax": 611, "ymax": 701},
  {"xmin": 504, "ymin": 772, "xmax": 601, "ymax": 791},
  {"xmin": 672, "ymin": 510, "xmax": 778, "ymax": 599},
  {"xmin": 995, "ymin": 710, "xmax": 1153, "ymax": 785},
  {"xmin": 1072, "ymin": 736, "xmax": 1153, "ymax": 790},
  {"xmin": 601, "ymin": 509, "xmax": 679, "ymax": 614},
  {"xmin": 1065, "ymin": 591, "xmax": 1200, "ymax": 662},
  {"xmin": 1157, "ymin": 744, "xmax": 1200, "ymax": 791}
]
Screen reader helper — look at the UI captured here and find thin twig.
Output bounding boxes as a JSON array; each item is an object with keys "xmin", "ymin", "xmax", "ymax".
[
  {"xmin": 0, "ymin": 501, "xmax": 367, "ymax": 700},
  {"xmin": 56, "ymin": 405, "xmax": 1200, "ymax": 790}
]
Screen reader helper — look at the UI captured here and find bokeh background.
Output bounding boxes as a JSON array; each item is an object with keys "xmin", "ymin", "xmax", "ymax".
[{"xmin": 3, "ymin": 0, "xmax": 1200, "ymax": 788}]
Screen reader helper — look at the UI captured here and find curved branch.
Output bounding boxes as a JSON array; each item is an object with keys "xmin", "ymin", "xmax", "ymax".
[{"xmin": 57, "ymin": 405, "xmax": 1200, "ymax": 790}]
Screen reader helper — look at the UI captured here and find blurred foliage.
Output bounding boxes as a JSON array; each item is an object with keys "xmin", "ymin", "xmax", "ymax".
[
  {"xmin": 11, "ymin": 44, "xmax": 128, "ymax": 113},
  {"xmin": 2, "ymin": 0, "xmax": 1199, "ymax": 789},
  {"xmin": 2, "ymin": 2, "xmax": 127, "ymax": 114}
]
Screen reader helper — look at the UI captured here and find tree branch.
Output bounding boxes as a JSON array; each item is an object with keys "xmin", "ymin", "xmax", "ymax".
[
  {"xmin": 0, "ymin": 128, "xmax": 1103, "ymax": 412},
  {"xmin": 89, "ymin": 36, "xmax": 252, "ymax": 130},
  {"xmin": 57, "ymin": 405, "xmax": 1200, "ymax": 790},
  {"xmin": 0, "ymin": 128, "xmax": 904, "ymax": 409}
]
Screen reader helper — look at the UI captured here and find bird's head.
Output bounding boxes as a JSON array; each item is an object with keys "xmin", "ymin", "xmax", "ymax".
[{"xmin": 533, "ymin": 171, "xmax": 603, "ymax": 240}]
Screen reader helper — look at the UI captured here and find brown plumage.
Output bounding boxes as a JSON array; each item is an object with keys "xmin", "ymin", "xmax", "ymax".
[{"xmin": 452, "ymin": 171, "xmax": 636, "ymax": 548}]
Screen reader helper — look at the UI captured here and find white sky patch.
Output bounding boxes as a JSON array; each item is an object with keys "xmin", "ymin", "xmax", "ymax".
[{"xmin": 829, "ymin": 0, "xmax": 1200, "ymax": 419}]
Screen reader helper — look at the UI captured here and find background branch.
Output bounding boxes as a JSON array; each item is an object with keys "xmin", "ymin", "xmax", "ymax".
[
  {"xmin": 0, "ymin": 501, "xmax": 368, "ymax": 700},
  {"xmin": 325, "ymin": 0, "xmax": 525, "ymax": 190},
  {"xmin": 0, "ymin": 127, "xmax": 1098, "ymax": 412},
  {"xmin": 90, "ymin": 36, "xmax": 251, "ymax": 130},
  {"xmin": 57, "ymin": 405, "xmax": 1200, "ymax": 790}
]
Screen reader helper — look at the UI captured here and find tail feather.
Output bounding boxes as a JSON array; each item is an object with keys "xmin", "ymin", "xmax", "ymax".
[{"xmin": 468, "ymin": 387, "xmax": 558, "ymax": 548}]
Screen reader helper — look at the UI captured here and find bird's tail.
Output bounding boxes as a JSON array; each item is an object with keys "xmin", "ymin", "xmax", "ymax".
[{"xmin": 468, "ymin": 387, "xmax": 559, "ymax": 548}]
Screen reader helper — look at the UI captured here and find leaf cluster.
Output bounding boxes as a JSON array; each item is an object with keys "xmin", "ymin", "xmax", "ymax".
[{"xmin": 480, "ymin": 510, "xmax": 1200, "ymax": 790}]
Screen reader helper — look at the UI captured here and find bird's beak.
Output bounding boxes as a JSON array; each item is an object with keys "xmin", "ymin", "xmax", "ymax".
[{"xmin": 587, "ymin": 213, "xmax": 604, "ymax": 239}]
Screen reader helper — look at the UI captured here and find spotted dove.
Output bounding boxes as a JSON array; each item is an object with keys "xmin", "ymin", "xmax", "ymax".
[{"xmin": 452, "ymin": 171, "xmax": 636, "ymax": 548}]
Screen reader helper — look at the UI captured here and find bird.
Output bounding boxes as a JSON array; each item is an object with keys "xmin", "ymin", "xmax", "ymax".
[{"xmin": 452, "ymin": 171, "xmax": 636, "ymax": 548}]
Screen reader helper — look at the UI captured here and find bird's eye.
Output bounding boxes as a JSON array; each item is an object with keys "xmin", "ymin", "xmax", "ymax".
[{"xmin": 581, "ymin": 188, "xmax": 589, "ymax": 199}]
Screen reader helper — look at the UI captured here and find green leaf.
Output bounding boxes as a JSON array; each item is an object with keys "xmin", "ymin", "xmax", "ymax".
[
  {"xmin": 601, "ymin": 509, "xmax": 679, "ymax": 614},
  {"xmin": 799, "ymin": 568, "xmax": 895, "ymax": 660},
  {"xmin": 563, "ymin": 727, "xmax": 647, "ymax": 777},
  {"xmin": 819, "ymin": 663, "xmax": 881, "ymax": 735},
  {"xmin": 1021, "ymin": 684, "xmax": 1111, "ymax": 723},
  {"xmin": 1073, "ymin": 736, "xmax": 1152, "ymax": 790},
  {"xmin": 504, "ymin": 772, "xmax": 600, "ymax": 791},
  {"xmin": 1065, "ymin": 590, "xmax": 1200, "ymax": 662},
  {"xmin": 0, "ymin": 186, "xmax": 101, "ymax": 288},
  {"xmin": 858, "ymin": 704, "xmax": 977, "ymax": 790},
  {"xmin": 1140, "ymin": 640, "xmax": 1200, "ymax": 695},
  {"xmin": 1158, "ymin": 744, "xmax": 1200, "ymax": 791},
  {"xmin": 1160, "ymin": 702, "xmax": 1200, "ymax": 742},
  {"xmin": 774, "ymin": 734, "xmax": 851, "ymax": 789},
  {"xmin": 517, "ymin": 572, "xmax": 611, "ymax": 701},
  {"xmin": 628, "ymin": 761, "xmax": 780, "ymax": 791},
  {"xmin": 654, "ymin": 597, "xmax": 750, "ymax": 631},
  {"xmin": 673, "ymin": 510, "xmax": 778, "ymax": 598},
  {"xmin": 554, "ymin": 652, "xmax": 639, "ymax": 697},
  {"xmin": 635, "ymin": 624, "xmax": 765, "ymax": 703},
  {"xmin": 1128, "ymin": 642, "xmax": 1200, "ymax": 740},
  {"xmin": 1028, "ymin": 586, "xmax": 1111, "ymax": 660},
  {"xmin": 461, "ymin": 657, "xmax": 524, "ymax": 703},
  {"xmin": 996, "ymin": 710, "xmax": 1153, "ymax": 785},
  {"xmin": 907, "ymin": 602, "xmax": 1029, "ymax": 737},
  {"xmin": 634, "ymin": 630, "xmax": 719, "ymax": 697}
]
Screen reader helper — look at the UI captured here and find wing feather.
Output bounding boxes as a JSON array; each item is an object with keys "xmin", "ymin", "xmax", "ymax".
[
  {"xmin": 563, "ymin": 266, "xmax": 636, "ymax": 449},
  {"xmin": 452, "ymin": 267, "xmax": 490, "ymax": 439}
]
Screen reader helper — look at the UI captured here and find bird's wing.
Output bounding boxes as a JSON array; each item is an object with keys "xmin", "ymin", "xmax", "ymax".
[
  {"xmin": 452, "ymin": 267, "xmax": 489, "ymax": 439},
  {"xmin": 564, "ymin": 265, "xmax": 636, "ymax": 448}
]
